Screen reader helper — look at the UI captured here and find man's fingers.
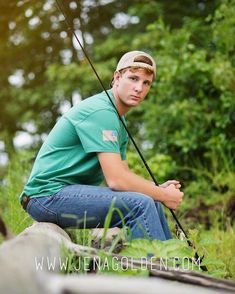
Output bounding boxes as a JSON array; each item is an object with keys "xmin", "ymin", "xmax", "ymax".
[
  {"xmin": 167, "ymin": 180, "xmax": 180, "ymax": 184},
  {"xmin": 168, "ymin": 180, "xmax": 182, "ymax": 189},
  {"xmin": 167, "ymin": 181, "xmax": 181, "ymax": 189},
  {"xmin": 167, "ymin": 180, "xmax": 181, "ymax": 188}
]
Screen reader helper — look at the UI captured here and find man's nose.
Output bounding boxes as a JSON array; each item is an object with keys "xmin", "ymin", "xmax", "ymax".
[{"xmin": 134, "ymin": 82, "xmax": 143, "ymax": 92}]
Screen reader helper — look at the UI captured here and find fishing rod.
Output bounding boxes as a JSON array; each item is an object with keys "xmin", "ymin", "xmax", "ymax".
[{"xmin": 55, "ymin": 0, "xmax": 207, "ymax": 271}]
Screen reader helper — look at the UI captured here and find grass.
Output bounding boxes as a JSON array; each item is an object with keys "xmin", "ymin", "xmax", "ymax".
[
  {"xmin": 196, "ymin": 224, "xmax": 235, "ymax": 279},
  {"xmin": 0, "ymin": 151, "xmax": 33, "ymax": 235}
]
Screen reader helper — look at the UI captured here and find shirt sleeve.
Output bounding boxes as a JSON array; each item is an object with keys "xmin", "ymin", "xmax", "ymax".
[{"xmin": 75, "ymin": 109, "xmax": 122, "ymax": 154}]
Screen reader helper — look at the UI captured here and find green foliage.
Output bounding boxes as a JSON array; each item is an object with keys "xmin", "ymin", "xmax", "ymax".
[
  {"xmin": 95, "ymin": 252, "xmax": 149, "ymax": 277},
  {"xmin": 60, "ymin": 229, "xmax": 235, "ymax": 279},
  {"xmin": 66, "ymin": 228, "xmax": 93, "ymax": 248},
  {"xmin": 120, "ymin": 238, "xmax": 202, "ymax": 272},
  {"xmin": 46, "ymin": 59, "xmax": 114, "ymax": 98},
  {"xmin": 127, "ymin": 151, "xmax": 177, "ymax": 183},
  {"xmin": 0, "ymin": 151, "xmax": 33, "ymax": 235},
  {"xmin": 122, "ymin": 238, "xmax": 189, "ymax": 258},
  {"xmin": 60, "ymin": 244, "xmax": 93, "ymax": 274},
  {"xmin": 176, "ymin": 146, "xmax": 235, "ymax": 231},
  {"xmin": 60, "ymin": 245, "xmax": 149, "ymax": 276},
  {"xmin": 119, "ymin": 226, "xmax": 235, "ymax": 279},
  {"xmin": 211, "ymin": 0, "xmax": 235, "ymax": 54},
  {"xmin": 0, "ymin": 1, "xmax": 66, "ymax": 153},
  {"xmin": 189, "ymin": 226, "xmax": 235, "ymax": 279}
]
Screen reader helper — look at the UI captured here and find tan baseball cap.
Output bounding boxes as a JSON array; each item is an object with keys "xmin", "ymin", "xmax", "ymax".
[{"xmin": 116, "ymin": 50, "xmax": 156, "ymax": 78}]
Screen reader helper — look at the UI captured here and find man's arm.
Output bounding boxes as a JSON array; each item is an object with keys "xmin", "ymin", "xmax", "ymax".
[
  {"xmin": 122, "ymin": 160, "xmax": 130, "ymax": 171},
  {"xmin": 98, "ymin": 153, "xmax": 184, "ymax": 210}
]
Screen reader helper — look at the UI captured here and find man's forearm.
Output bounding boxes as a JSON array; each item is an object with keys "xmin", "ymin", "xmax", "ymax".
[
  {"xmin": 109, "ymin": 169, "xmax": 165, "ymax": 202},
  {"xmin": 98, "ymin": 153, "xmax": 183, "ymax": 209}
]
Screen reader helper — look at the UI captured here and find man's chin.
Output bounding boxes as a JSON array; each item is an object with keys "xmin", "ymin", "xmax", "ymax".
[
  {"xmin": 121, "ymin": 100, "xmax": 141, "ymax": 109},
  {"xmin": 130, "ymin": 101, "xmax": 141, "ymax": 107}
]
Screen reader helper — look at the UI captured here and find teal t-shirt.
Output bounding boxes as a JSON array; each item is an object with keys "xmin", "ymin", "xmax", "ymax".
[{"xmin": 20, "ymin": 90, "xmax": 128, "ymax": 200}]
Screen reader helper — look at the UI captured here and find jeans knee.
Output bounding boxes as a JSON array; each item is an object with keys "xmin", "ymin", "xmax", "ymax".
[
  {"xmin": 130, "ymin": 193, "xmax": 155, "ymax": 210},
  {"xmin": 141, "ymin": 197, "xmax": 156, "ymax": 212}
]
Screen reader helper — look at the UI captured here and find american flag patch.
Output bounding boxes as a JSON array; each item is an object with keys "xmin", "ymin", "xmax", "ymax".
[{"xmin": 102, "ymin": 130, "xmax": 118, "ymax": 142}]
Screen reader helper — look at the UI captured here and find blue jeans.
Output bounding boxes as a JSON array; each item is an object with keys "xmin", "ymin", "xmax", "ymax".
[{"xmin": 26, "ymin": 184, "xmax": 172, "ymax": 241}]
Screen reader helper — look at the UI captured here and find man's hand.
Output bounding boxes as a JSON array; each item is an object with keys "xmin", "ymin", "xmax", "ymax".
[
  {"xmin": 160, "ymin": 180, "xmax": 181, "ymax": 189},
  {"xmin": 160, "ymin": 184, "xmax": 184, "ymax": 210}
]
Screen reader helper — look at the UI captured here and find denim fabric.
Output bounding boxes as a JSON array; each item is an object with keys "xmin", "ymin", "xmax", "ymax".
[{"xmin": 26, "ymin": 184, "xmax": 172, "ymax": 241}]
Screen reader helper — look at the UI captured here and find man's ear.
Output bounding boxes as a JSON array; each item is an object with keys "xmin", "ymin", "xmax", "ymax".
[{"xmin": 113, "ymin": 71, "xmax": 121, "ymax": 83}]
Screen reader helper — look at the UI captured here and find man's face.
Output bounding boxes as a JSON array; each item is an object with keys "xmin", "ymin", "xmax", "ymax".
[{"xmin": 114, "ymin": 68, "xmax": 153, "ymax": 108}]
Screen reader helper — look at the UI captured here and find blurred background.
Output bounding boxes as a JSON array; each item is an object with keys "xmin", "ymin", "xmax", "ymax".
[{"xmin": 0, "ymin": 0, "xmax": 234, "ymax": 276}]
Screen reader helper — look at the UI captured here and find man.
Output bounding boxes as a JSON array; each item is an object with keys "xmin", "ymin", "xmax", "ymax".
[{"xmin": 20, "ymin": 51, "xmax": 184, "ymax": 241}]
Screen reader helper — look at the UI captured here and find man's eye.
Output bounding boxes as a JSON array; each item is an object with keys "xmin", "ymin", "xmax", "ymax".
[{"xmin": 130, "ymin": 77, "xmax": 137, "ymax": 81}]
